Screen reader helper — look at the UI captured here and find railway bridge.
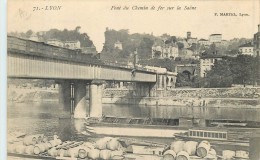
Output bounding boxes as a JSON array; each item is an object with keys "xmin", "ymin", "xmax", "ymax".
[{"xmin": 7, "ymin": 36, "xmax": 176, "ymax": 118}]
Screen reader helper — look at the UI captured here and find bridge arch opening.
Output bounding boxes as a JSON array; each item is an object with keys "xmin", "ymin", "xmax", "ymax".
[{"xmin": 182, "ymin": 70, "xmax": 191, "ymax": 80}]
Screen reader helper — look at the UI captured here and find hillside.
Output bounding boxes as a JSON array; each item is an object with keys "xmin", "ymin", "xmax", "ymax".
[
  {"xmin": 8, "ymin": 26, "xmax": 94, "ymax": 48},
  {"xmin": 101, "ymin": 28, "xmax": 159, "ymax": 62}
]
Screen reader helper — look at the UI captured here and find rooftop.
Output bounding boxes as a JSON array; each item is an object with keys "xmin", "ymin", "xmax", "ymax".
[
  {"xmin": 239, "ymin": 42, "xmax": 254, "ymax": 48},
  {"xmin": 198, "ymin": 39, "xmax": 208, "ymax": 41},
  {"xmin": 200, "ymin": 53, "xmax": 226, "ymax": 59},
  {"xmin": 65, "ymin": 40, "xmax": 80, "ymax": 43},
  {"xmin": 47, "ymin": 39, "xmax": 63, "ymax": 42},
  {"xmin": 210, "ymin": 34, "xmax": 222, "ymax": 36}
]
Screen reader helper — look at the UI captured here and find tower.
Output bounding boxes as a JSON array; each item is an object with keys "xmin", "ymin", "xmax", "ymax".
[{"xmin": 187, "ymin": 31, "xmax": 191, "ymax": 39}]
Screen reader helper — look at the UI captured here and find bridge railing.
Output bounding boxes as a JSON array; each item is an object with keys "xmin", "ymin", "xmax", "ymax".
[
  {"xmin": 7, "ymin": 36, "xmax": 103, "ymax": 65},
  {"xmin": 7, "ymin": 36, "xmax": 158, "ymax": 74}
]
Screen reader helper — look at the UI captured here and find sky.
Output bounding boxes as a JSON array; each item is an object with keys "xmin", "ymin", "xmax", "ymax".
[{"xmin": 7, "ymin": 0, "xmax": 260, "ymax": 52}]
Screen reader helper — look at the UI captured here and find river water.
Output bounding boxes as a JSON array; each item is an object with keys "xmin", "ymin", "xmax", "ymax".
[
  {"xmin": 8, "ymin": 101, "xmax": 260, "ymax": 136},
  {"xmin": 7, "ymin": 101, "xmax": 260, "ymax": 157}
]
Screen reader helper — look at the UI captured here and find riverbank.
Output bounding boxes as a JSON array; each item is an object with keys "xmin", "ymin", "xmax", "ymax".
[
  {"xmin": 7, "ymin": 87, "xmax": 260, "ymax": 108},
  {"xmin": 7, "ymin": 87, "xmax": 59, "ymax": 103},
  {"xmin": 102, "ymin": 97, "xmax": 260, "ymax": 108}
]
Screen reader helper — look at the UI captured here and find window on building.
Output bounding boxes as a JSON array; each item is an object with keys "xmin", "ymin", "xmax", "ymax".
[{"xmin": 208, "ymin": 132, "xmax": 212, "ymax": 138}]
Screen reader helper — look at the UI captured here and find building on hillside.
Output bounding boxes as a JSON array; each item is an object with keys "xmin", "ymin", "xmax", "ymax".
[
  {"xmin": 64, "ymin": 40, "xmax": 81, "ymax": 50},
  {"xmin": 152, "ymin": 46, "xmax": 162, "ymax": 58},
  {"xmin": 254, "ymin": 24, "xmax": 260, "ymax": 56},
  {"xmin": 29, "ymin": 33, "xmax": 39, "ymax": 42},
  {"xmin": 209, "ymin": 34, "xmax": 222, "ymax": 43},
  {"xmin": 198, "ymin": 39, "xmax": 210, "ymax": 46},
  {"xmin": 187, "ymin": 31, "xmax": 191, "ymax": 39},
  {"xmin": 178, "ymin": 39, "xmax": 190, "ymax": 49},
  {"xmin": 114, "ymin": 40, "xmax": 123, "ymax": 50},
  {"xmin": 47, "ymin": 39, "xmax": 64, "ymax": 47},
  {"xmin": 239, "ymin": 42, "xmax": 254, "ymax": 56},
  {"xmin": 191, "ymin": 53, "xmax": 200, "ymax": 60},
  {"xmin": 179, "ymin": 48, "xmax": 194, "ymax": 59},
  {"xmin": 200, "ymin": 53, "xmax": 224, "ymax": 77},
  {"xmin": 180, "ymin": 44, "xmax": 201, "ymax": 60},
  {"xmin": 221, "ymin": 40, "xmax": 229, "ymax": 46},
  {"xmin": 187, "ymin": 38, "xmax": 198, "ymax": 45},
  {"xmin": 81, "ymin": 45, "xmax": 98, "ymax": 54},
  {"xmin": 38, "ymin": 31, "xmax": 46, "ymax": 36},
  {"xmin": 186, "ymin": 32, "xmax": 198, "ymax": 45},
  {"xmin": 152, "ymin": 43, "xmax": 179, "ymax": 59}
]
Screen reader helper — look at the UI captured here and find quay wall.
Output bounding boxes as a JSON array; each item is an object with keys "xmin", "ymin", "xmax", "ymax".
[
  {"xmin": 103, "ymin": 87, "xmax": 260, "ymax": 107},
  {"xmin": 8, "ymin": 87, "xmax": 259, "ymax": 107},
  {"xmin": 102, "ymin": 96, "xmax": 259, "ymax": 107},
  {"xmin": 103, "ymin": 87, "xmax": 260, "ymax": 99}
]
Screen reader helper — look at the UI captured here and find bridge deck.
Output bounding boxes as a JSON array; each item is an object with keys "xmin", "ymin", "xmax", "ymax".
[{"xmin": 7, "ymin": 36, "xmax": 157, "ymax": 82}]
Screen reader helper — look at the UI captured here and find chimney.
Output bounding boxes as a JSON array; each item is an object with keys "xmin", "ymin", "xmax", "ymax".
[{"xmin": 258, "ymin": 24, "xmax": 260, "ymax": 32}]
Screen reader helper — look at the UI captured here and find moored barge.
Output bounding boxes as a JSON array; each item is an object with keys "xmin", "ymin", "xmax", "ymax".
[
  {"xmin": 174, "ymin": 128, "xmax": 250, "ymax": 148},
  {"xmin": 84, "ymin": 116, "xmax": 187, "ymax": 138}
]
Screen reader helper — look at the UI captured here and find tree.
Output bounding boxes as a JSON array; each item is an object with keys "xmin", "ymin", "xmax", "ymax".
[
  {"xmin": 137, "ymin": 37, "xmax": 154, "ymax": 59},
  {"xmin": 25, "ymin": 30, "xmax": 33, "ymax": 38},
  {"xmin": 175, "ymin": 72, "xmax": 193, "ymax": 87},
  {"xmin": 177, "ymin": 42, "xmax": 184, "ymax": 50},
  {"xmin": 204, "ymin": 59, "xmax": 233, "ymax": 88},
  {"xmin": 229, "ymin": 55, "xmax": 256, "ymax": 86}
]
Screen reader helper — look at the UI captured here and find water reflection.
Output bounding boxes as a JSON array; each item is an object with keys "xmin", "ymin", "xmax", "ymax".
[
  {"xmin": 8, "ymin": 102, "xmax": 260, "ymax": 137},
  {"xmin": 103, "ymin": 104, "xmax": 260, "ymax": 121},
  {"xmin": 7, "ymin": 102, "xmax": 260, "ymax": 159}
]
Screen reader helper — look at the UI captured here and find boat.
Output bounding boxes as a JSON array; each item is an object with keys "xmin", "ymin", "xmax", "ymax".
[
  {"xmin": 207, "ymin": 119, "xmax": 260, "ymax": 128},
  {"xmin": 174, "ymin": 128, "xmax": 251, "ymax": 149},
  {"xmin": 84, "ymin": 116, "xmax": 188, "ymax": 138}
]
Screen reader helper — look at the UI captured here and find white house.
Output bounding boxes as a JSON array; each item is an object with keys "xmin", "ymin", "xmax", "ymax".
[
  {"xmin": 47, "ymin": 39, "xmax": 64, "ymax": 47},
  {"xmin": 254, "ymin": 24, "xmax": 260, "ymax": 56},
  {"xmin": 114, "ymin": 40, "xmax": 123, "ymax": 50},
  {"xmin": 187, "ymin": 38, "xmax": 198, "ymax": 45},
  {"xmin": 200, "ymin": 54, "xmax": 224, "ymax": 77},
  {"xmin": 186, "ymin": 32, "xmax": 198, "ymax": 45},
  {"xmin": 198, "ymin": 39, "xmax": 210, "ymax": 46},
  {"xmin": 209, "ymin": 34, "xmax": 222, "ymax": 43},
  {"xmin": 152, "ymin": 43, "xmax": 178, "ymax": 59},
  {"xmin": 64, "ymin": 40, "xmax": 81, "ymax": 50},
  {"xmin": 239, "ymin": 42, "xmax": 254, "ymax": 56}
]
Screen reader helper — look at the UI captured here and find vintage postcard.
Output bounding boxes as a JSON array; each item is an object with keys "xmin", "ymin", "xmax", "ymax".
[{"xmin": 6, "ymin": 0, "xmax": 260, "ymax": 159}]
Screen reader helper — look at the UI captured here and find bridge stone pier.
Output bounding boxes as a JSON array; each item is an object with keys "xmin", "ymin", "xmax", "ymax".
[
  {"xmin": 89, "ymin": 80, "xmax": 103, "ymax": 117},
  {"xmin": 58, "ymin": 80, "xmax": 105, "ymax": 118},
  {"xmin": 58, "ymin": 80, "xmax": 72, "ymax": 112}
]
